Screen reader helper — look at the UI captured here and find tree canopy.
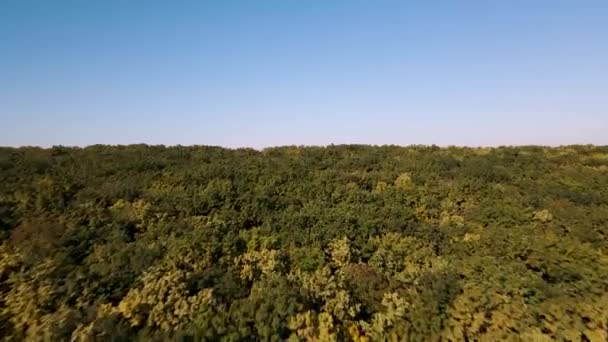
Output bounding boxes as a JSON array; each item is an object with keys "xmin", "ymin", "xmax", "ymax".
[{"xmin": 1, "ymin": 144, "xmax": 608, "ymax": 341}]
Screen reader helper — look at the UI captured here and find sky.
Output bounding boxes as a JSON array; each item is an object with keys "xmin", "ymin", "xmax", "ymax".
[{"xmin": 1, "ymin": 0, "xmax": 607, "ymax": 148}]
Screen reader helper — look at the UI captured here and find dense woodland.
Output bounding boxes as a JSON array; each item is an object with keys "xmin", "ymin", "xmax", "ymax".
[{"xmin": 1, "ymin": 144, "xmax": 607, "ymax": 341}]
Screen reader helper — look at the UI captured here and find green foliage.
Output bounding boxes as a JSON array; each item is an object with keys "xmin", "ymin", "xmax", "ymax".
[{"xmin": 1, "ymin": 144, "xmax": 608, "ymax": 340}]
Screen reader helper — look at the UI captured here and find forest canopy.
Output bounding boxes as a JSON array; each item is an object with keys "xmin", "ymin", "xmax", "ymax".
[{"xmin": 1, "ymin": 144, "xmax": 608, "ymax": 341}]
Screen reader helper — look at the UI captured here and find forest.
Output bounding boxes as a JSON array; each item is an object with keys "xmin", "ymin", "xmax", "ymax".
[{"xmin": 1, "ymin": 144, "xmax": 607, "ymax": 341}]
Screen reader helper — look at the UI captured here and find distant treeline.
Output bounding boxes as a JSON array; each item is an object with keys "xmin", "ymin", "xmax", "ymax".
[{"xmin": 1, "ymin": 144, "xmax": 608, "ymax": 341}]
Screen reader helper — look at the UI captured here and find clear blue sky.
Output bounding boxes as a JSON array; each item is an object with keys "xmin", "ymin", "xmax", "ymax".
[{"xmin": 2, "ymin": 1, "xmax": 607, "ymax": 148}]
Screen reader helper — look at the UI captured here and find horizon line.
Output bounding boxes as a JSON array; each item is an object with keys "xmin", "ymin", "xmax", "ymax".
[{"xmin": 2, "ymin": 143, "xmax": 607, "ymax": 151}]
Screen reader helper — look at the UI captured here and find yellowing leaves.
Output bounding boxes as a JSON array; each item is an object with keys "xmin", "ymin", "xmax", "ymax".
[
  {"xmin": 533, "ymin": 209, "xmax": 553, "ymax": 223},
  {"xmin": 394, "ymin": 172, "xmax": 413, "ymax": 189},
  {"xmin": 236, "ymin": 248, "xmax": 286, "ymax": 281},
  {"xmin": 328, "ymin": 236, "xmax": 351, "ymax": 269},
  {"xmin": 114, "ymin": 266, "xmax": 212, "ymax": 331},
  {"xmin": 440, "ymin": 211, "xmax": 465, "ymax": 227}
]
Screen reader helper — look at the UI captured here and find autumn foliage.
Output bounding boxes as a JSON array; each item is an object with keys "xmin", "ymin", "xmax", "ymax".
[{"xmin": 1, "ymin": 144, "xmax": 608, "ymax": 340}]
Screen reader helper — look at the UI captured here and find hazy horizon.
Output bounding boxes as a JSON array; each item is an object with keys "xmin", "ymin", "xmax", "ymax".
[
  {"xmin": 3, "ymin": 143, "xmax": 607, "ymax": 152},
  {"xmin": 2, "ymin": 1, "xmax": 607, "ymax": 147}
]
